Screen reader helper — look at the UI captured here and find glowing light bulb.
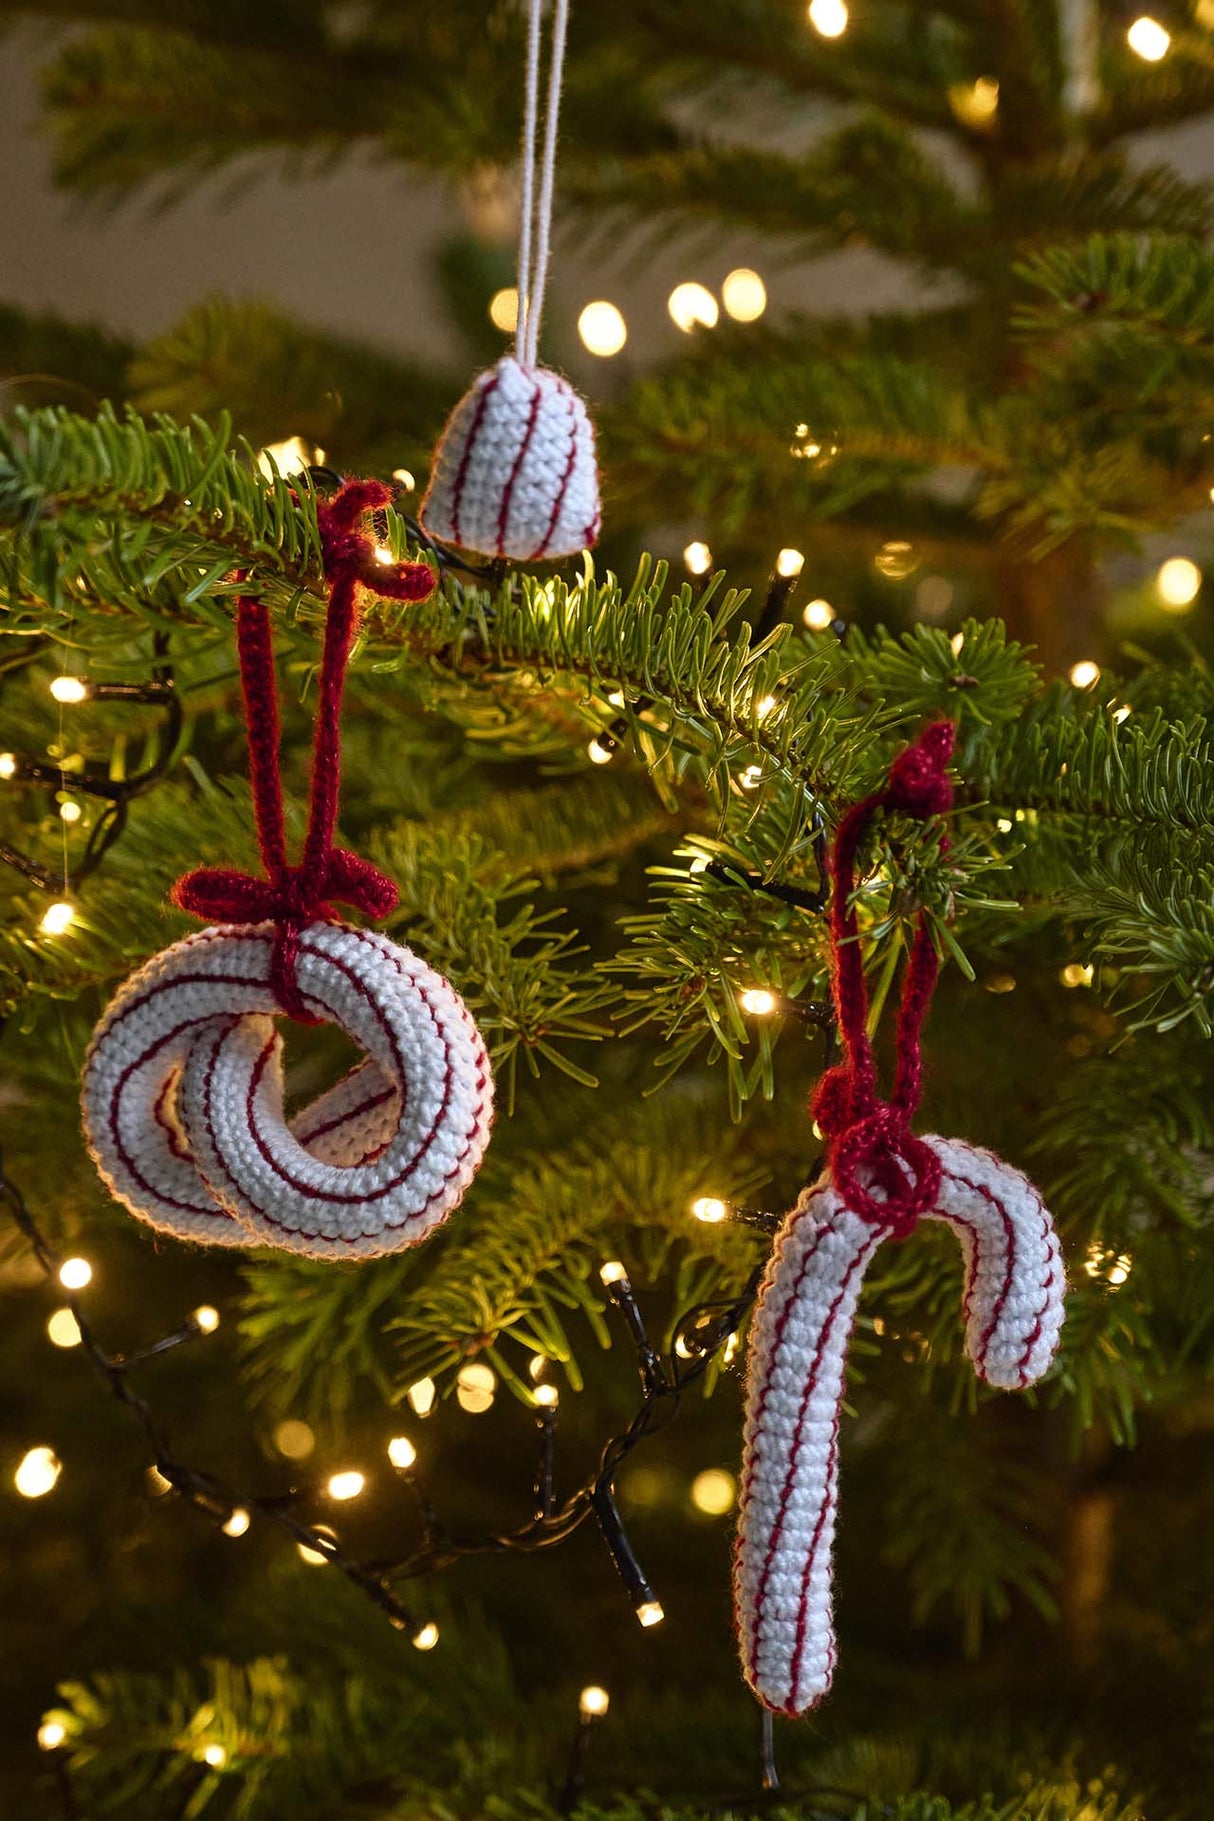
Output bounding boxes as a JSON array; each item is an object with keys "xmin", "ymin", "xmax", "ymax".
[
  {"xmin": 456, "ymin": 1362, "xmax": 497, "ymax": 1413},
  {"xmin": 37, "ymin": 1721, "xmax": 66, "ymax": 1752},
  {"xmin": 949, "ymin": 76, "xmax": 999, "ymax": 128},
  {"xmin": 412, "ymin": 1621, "xmax": 440, "ymax": 1650},
  {"xmin": 489, "ymin": 286, "xmax": 519, "ymax": 332},
  {"xmin": 1069, "ymin": 660, "xmax": 1100, "ymax": 689},
  {"xmin": 222, "ymin": 1507, "xmax": 250, "ymax": 1538},
  {"xmin": 755, "ymin": 695, "xmax": 777, "ymax": 718},
  {"xmin": 1107, "ymin": 1255, "xmax": 1133, "ymax": 1286},
  {"xmin": 723, "ymin": 1331, "xmax": 741, "ymax": 1365},
  {"xmin": 721, "ymin": 268, "xmax": 767, "ymax": 322},
  {"xmin": 580, "ymin": 1685, "xmax": 610, "ymax": 1718},
  {"xmin": 388, "ymin": 1435, "xmax": 417, "ymax": 1470},
  {"xmin": 192, "ymin": 1305, "xmax": 220, "ymax": 1334},
  {"xmin": 636, "ymin": 1600, "xmax": 665, "ymax": 1628},
  {"xmin": 529, "ymin": 1355, "xmax": 549, "ymax": 1381},
  {"xmin": 392, "ymin": 468, "xmax": 416, "ymax": 491},
  {"xmin": 58, "ymin": 1256, "xmax": 91, "ymax": 1290},
  {"xmin": 202, "ymin": 1743, "xmax": 228, "ymax": 1769},
  {"xmin": 808, "ymin": 0, "xmax": 848, "ymax": 37},
  {"xmin": 257, "ymin": 436, "xmax": 319, "ymax": 481},
  {"xmin": 690, "ymin": 1467, "xmax": 736, "ymax": 1515},
  {"xmin": 326, "ymin": 1470, "xmax": 365, "ymax": 1501},
  {"xmin": 1060, "ymin": 963, "xmax": 1094, "ymax": 988},
  {"xmin": 738, "ymin": 765, "xmax": 763, "ymax": 790},
  {"xmin": 15, "ymin": 1446, "xmax": 61, "ymax": 1498},
  {"xmin": 874, "ymin": 539, "xmax": 918, "ymax": 580},
  {"xmin": 739, "ymin": 987, "xmax": 777, "ymax": 1016},
  {"xmin": 1127, "ymin": 15, "xmax": 1170, "ymax": 60},
  {"xmin": 577, "ymin": 301, "xmax": 627, "ymax": 357},
  {"xmin": 587, "ymin": 737, "xmax": 614, "ymax": 765},
  {"xmin": 146, "ymin": 1464, "xmax": 173, "ymax": 1496},
  {"xmin": 0, "ymin": 753, "xmax": 16, "ymax": 779},
  {"xmin": 1157, "ymin": 556, "xmax": 1202, "ymax": 611},
  {"xmin": 683, "ymin": 540, "xmax": 713, "ymax": 575},
  {"xmin": 373, "ymin": 545, "xmax": 394, "ymax": 565},
  {"xmin": 274, "ymin": 1419, "xmax": 315, "ymax": 1459},
  {"xmin": 40, "ymin": 902, "xmax": 75, "ymax": 937},
  {"xmin": 803, "ymin": 599, "xmax": 835, "ymax": 631},
  {"xmin": 533, "ymin": 1383, "xmax": 559, "ymax": 1409},
  {"xmin": 667, "ymin": 283, "xmax": 719, "ymax": 333},
  {"xmin": 50, "ymin": 675, "xmax": 88, "ymax": 705},
  {"xmin": 950, "ymin": 631, "xmax": 966, "ymax": 655},
  {"xmin": 407, "ymin": 1378, "xmax": 436, "ymax": 1417},
  {"xmin": 47, "ymin": 1308, "xmax": 81, "ymax": 1349},
  {"xmin": 297, "ymin": 1524, "xmax": 337, "ymax": 1565},
  {"xmin": 1112, "ymin": 704, "xmax": 1132, "ymax": 725},
  {"xmin": 58, "ymin": 799, "xmax": 82, "ymax": 824},
  {"xmin": 691, "ymin": 1196, "xmax": 728, "ymax": 1224},
  {"xmin": 688, "ymin": 855, "xmax": 709, "ymax": 873},
  {"xmin": 599, "ymin": 1261, "xmax": 629, "ymax": 1287},
  {"xmin": 776, "ymin": 547, "xmax": 805, "ymax": 578}
]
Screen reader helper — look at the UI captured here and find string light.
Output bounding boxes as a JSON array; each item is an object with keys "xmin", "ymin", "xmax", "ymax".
[
  {"xmin": 1112, "ymin": 704, "xmax": 1132, "ymax": 725},
  {"xmin": 146, "ymin": 1464, "xmax": 173, "ymax": 1496},
  {"xmin": 668, "ymin": 283, "xmax": 719, "ymax": 333},
  {"xmin": 688, "ymin": 854, "xmax": 709, "ymax": 873},
  {"xmin": 222, "ymin": 1507, "xmax": 251, "ymax": 1538},
  {"xmin": 37, "ymin": 1720, "xmax": 66, "ymax": 1752},
  {"xmin": 392, "ymin": 468, "xmax": 416, "ymax": 491},
  {"xmin": 579, "ymin": 1685, "xmax": 610, "ymax": 1718},
  {"xmin": 950, "ymin": 631, "xmax": 966, "ymax": 655},
  {"xmin": 1127, "ymin": 15, "xmax": 1170, "ymax": 59},
  {"xmin": 39, "ymin": 901, "xmax": 75, "ymax": 937},
  {"xmin": 407, "ymin": 1377, "xmax": 437, "ymax": 1417},
  {"xmin": 412, "ymin": 1620, "xmax": 440, "ymax": 1650},
  {"xmin": 533, "ymin": 1383, "xmax": 559, "ymax": 1409},
  {"xmin": 326, "ymin": 1470, "xmax": 366, "ymax": 1501},
  {"xmin": 202, "ymin": 1744, "xmax": 228, "ymax": 1769},
  {"xmin": 1060, "ymin": 963, "xmax": 1094, "ymax": 988},
  {"xmin": 808, "ymin": 0, "xmax": 848, "ymax": 37},
  {"xmin": 15, "ymin": 1445, "xmax": 61, "ymax": 1498},
  {"xmin": 297, "ymin": 1524, "xmax": 338, "ymax": 1565},
  {"xmin": 599, "ymin": 1261, "xmax": 628, "ymax": 1287},
  {"xmin": 58, "ymin": 799, "xmax": 82, "ymax": 824},
  {"xmin": 388, "ymin": 1435, "xmax": 418, "ymax": 1470},
  {"xmin": 587, "ymin": 737, "xmax": 614, "ymax": 765},
  {"xmin": 489, "ymin": 286, "xmax": 519, "ymax": 332},
  {"xmin": 739, "ymin": 987, "xmax": 777, "ymax": 1016},
  {"xmin": 373, "ymin": 545, "xmax": 395, "ymax": 565},
  {"xmin": 874, "ymin": 539, "xmax": 918, "ymax": 580},
  {"xmin": 577, "ymin": 301, "xmax": 628, "ymax": 357},
  {"xmin": 273, "ymin": 1418, "xmax": 315, "ymax": 1460},
  {"xmin": 1069, "ymin": 660, "xmax": 1100, "ymax": 689},
  {"xmin": 49, "ymin": 675, "xmax": 88, "ymax": 705},
  {"xmin": 1085, "ymin": 1243, "xmax": 1133, "ymax": 1288},
  {"xmin": 636, "ymin": 1599, "xmax": 665, "ymax": 1627},
  {"xmin": 803, "ymin": 599, "xmax": 835, "ymax": 631},
  {"xmin": 0, "ymin": 753, "xmax": 15, "ymax": 779},
  {"xmin": 456, "ymin": 1362, "xmax": 497, "ymax": 1413},
  {"xmin": 776, "ymin": 547, "xmax": 805, "ymax": 578},
  {"xmin": 755, "ymin": 694, "xmax": 777, "ymax": 718},
  {"xmin": 192, "ymin": 1305, "xmax": 220, "ymax": 1334},
  {"xmin": 721, "ymin": 268, "xmax": 767, "ymax": 322},
  {"xmin": 256, "ymin": 436, "xmax": 322, "ymax": 480},
  {"xmin": 529, "ymin": 1355, "xmax": 550, "ymax": 1381},
  {"xmin": 683, "ymin": 540, "xmax": 713, "ymax": 575},
  {"xmin": 723, "ymin": 1331, "xmax": 741, "ymax": 1366},
  {"xmin": 1157, "ymin": 556, "xmax": 1202, "ymax": 611},
  {"xmin": 690, "ymin": 1468, "xmax": 736, "ymax": 1515},
  {"xmin": 739, "ymin": 765, "xmax": 762, "ymax": 790},
  {"xmin": 46, "ymin": 1309, "xmax": 81, "ymax": 1348},
  {"xmin": 58, "ymin": 1256, "xmax": 92, "ymax": 1290},
  {"xmin": 949, "ymin": 76, "xmax": 999, "ymax": 128}
]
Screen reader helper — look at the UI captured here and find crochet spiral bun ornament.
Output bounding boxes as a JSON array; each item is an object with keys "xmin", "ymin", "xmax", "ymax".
[
  {"xmin": 81, "ymin": 480, "xmax": 494, "ymax": 1260},
  {"xmin": 420, "ymin": 0, "xmax": 601, "ymax": 562},
  {"xmin": 733, "ymin": 724, "xmax": 1066, "ymax": 1717}
]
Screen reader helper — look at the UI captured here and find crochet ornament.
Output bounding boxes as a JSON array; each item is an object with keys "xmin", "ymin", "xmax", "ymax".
[
  {"xmin": 420, "ymin": 0, "xmax": 601, "ymax": 561},
  {"xmin": 733, "ymin": 724, "xmax": 1066, "ymax": 1717},
  {"xmin": 82, "ymin": 480, "xmax": 495, "ymax": 1260}
]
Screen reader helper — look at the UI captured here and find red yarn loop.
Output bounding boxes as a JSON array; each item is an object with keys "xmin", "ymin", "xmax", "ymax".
[
  {"xmin": 171, "ymin": 479, "xmax": 436, "ymax": 1021},
  {"xmin": 815, "ymin": 721, "xmax": 956, "ymax": 1236}
]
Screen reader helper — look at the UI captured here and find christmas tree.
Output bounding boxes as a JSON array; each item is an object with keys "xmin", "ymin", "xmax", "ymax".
[{"xmin": 2, "ymin": 3, "xmax": 1213, "ymax": 1817}]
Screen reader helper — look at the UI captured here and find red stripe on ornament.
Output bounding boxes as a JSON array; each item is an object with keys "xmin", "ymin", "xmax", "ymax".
[
  {"xmin": 528, "ymin": 380, "xmax": 579, "ymax": 561},
  {"xmin": 495, "ymin": 374, "xmax": 544, "ymax": 556},
  {"xmin": 450, "ymin": 369, "xmax": 502, "ymax": 548}
]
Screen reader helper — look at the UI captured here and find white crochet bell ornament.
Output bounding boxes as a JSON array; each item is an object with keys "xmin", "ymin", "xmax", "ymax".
[{"xmin": 420, "ymin": 0, "xmax": 601, "ymax": 562}]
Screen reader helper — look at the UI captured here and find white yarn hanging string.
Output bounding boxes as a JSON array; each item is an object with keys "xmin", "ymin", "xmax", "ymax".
[{"xmin": 515, "ymin": 0, "xmax": 570, "ymax": 371}]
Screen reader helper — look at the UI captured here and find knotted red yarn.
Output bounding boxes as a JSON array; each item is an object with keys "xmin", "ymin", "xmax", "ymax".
[
  {"xmin": 811, "ymin": 720, "xmax": 956, "ymax": 1238},
  {"xmin": 172, "ymin": 479, "xmax": 436, "ymax": 1021}
]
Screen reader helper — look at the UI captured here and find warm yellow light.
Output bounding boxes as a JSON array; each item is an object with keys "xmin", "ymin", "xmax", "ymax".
[
  {"xmin": 257, "ymin": 435, "xmax": 319, "ymax": 480},
  {"xmin": 808, "ymin": 0, "xmax": 848, "ymax": 37},
  {"xmin": 40, "ymin": 902, "xmax": 75, "ymax": 937},
  {"xmin": 0, "ymin": 753, "xmax": 16, "ymax": 779},
  {"xmin": 577, "ymin": 300, "xmax": 628, "ymax": 357},
  {"xmin": 326, "ymin": 1470, "xmax": 366, "ymax": 1501},
  {"xmin": 949, "ymin": 76, "xmax": 1000, "ymax": 128},
  {"xmin": 202, "ymin": 1743, "xmax": 228, "ymax": 1769},
  {"xmin": 1112, "ymin": 704, "xmax": 1132, "ymax": 725},
  {"xmin": 407, "ymin": 1377, "xmax": 437, "ymax": 1418},
  {"xmin": 950, "ymin": 631, "xmax": 966, "ymax": 656},
  {"xmin": 533, "ymin": 1383, "xmax": 559, "ymax": 1409},
  {"xmin": 529, "ymin": 1354, "xmax": 549, "ymax": 1381},
  {"xmin": 1086, "ymin": 1243, "xmax": 1133, "ymax": 1288},
  {"xmin": 58, "ymin": 1256, "xmax": 91, "ymax": 1291},
  {"xmin": 636, "ymin": 1600, "xmax": 665, "ymax": 1628},
  {"xmin": 690, "ymin": 1467, "xmax": 736, "ymax": 1515},
  {"xmin": 412, "ymin": 1620, "xmax": 440, "ymax": 1650},
  {"xmin": 721, "ymin": 268, "xmax": 767, "ymax": 323},
  {"xmin": 668, "ymin": 282, "xmax": 719, "ymax": 334},
  {"xmin": 58, "ymin": 799, "xmax": 82, "ymax": 824},
  {"xmin": 50, "ymin": 675, "xmax": 88, "ymax": 705},
  {"xmin": 1060, "ymin": 963, "xmax": 1094, "ymax": 988},
  {"xmin": 146, "ymin": 1464, "xmax": 173, "ymax": 1497},
  {"xmin": 1157, "ymin": 556, "xmax": 1202, "ymax": 611},
  {"xmin": 192, "ymin": 1305, "xmax": 220, "ymax": 1334},
  {"xmin": 683, "ymin": 540, "xmax": 713, "ymax": 576},
  {"xmin": 874, "ymin": 539, "xmax": 918, "ymax": 580},
  {"xmin": 456, "ymin": 1362, "xmax": 497, "ymax": 1414},
  {"xmin": 692, "ymin": 1196, "xmax": 728, "ymax": 1224},
  {"xmin": 587, "ymin": 738, "xmax": 614, "ymax": 766},
  {"xmin": 776, "ymin": 547, "xmax": 805, "ymax": 578},
  {"xmin": 803, "ymin": 599, "xmax": 835, "ymax": 631},
  {"xmin": 738, "ymin": 765, "xmax": 763, "ymax": 790},
  {"xmin": 1069, "ymin": 660, "xmax": 1100, "ymax": 689},
  {"xmin": 388, "ymin": 1435, "xmax": 417, "ymax": 1470},
  {"xmin": 373, "ymin": 545, "xmax": 394, "ymax": 565},
  {"xmin": 274, "ymin": 1419, "xmax": 315, "ymax": 1460},
  {"xmin": 37, "ymin": 1721, "xmax": 66, "ymax": 1752},
  {"xmin": 297, "ymin": 1524, "xmax": 337, "ymax": 1565},
  {"xmin": 688, "ymin": 855, "xmax": 709, "ymax": 874},
  {"xmin": 15, "ymin": 1446, "xmax": 61, "ymax": 1498},
  {"xmin": 1127, "ymin": 15, "xmax": 1170, "ymax": 60},
  {"xmin": 489, "ymin": 286, "xmax": 519, "ymax": 333},
  {"xmin": 47, "ymin": 1308, "xmax": 81, "ymax": 1349},
  {"xmin": 755, "ymin": 695, "xmax": 777, "ymax": 719},
  {"xmin": 599, "ymin": 1260, "xmax": 629, "ymax": 1287},
  {"xmin": 392, "ymin": 468, "xmax": 416, "ymax": 491},
  {"xmin": 915, "ymin": 575, "xmax": 954, "ymax": 618},
  {"xmin": 723, "ymin": 1331, "xmax": 741, "ymax": 1365},
  {"xmin": 222, "ymin": 1507, "xmax": 250, "ymax": 1538},
  {"xmin": 739, "ymin": 987, "xmax": 777, "ymax": 1016},
  {"xmin": 580, "ymin": 1684, "xmax": 610, "ymax": 1718}
]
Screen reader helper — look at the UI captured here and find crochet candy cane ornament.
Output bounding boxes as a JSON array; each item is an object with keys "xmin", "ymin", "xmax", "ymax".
[
  {"xmin": 420, "ymin": 0, "xmax": 601, "ymax": 561},
  {"xmin": 734, "ymin": 723, "xmax": 1066, "ymax": 1716},
  {"xmin": 82, "ymin": 480, "xmax": 495, "ymax": 1259}
]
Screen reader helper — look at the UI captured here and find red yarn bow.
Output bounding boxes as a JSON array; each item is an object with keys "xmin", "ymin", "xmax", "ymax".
[
  {"xmin": 173, "ymin": 479, "xmax": 436, "ymax": 1021},
  {"xmin": 811, "ymin": 720, "xmax": 956, "ymax": 1238}
]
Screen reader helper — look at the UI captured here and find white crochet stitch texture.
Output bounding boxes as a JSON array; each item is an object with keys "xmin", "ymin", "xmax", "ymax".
[
  {"xmin": 420, "ymin": 356, "xmax": 600, "ymax": 561},
  {"xmin": 81, "ymin": 921, "xmax": 493, "ymax": 1259},
  {"xmin": 734, "ymin": 1135, "xmax": 1065, "ymax": 1717}
]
